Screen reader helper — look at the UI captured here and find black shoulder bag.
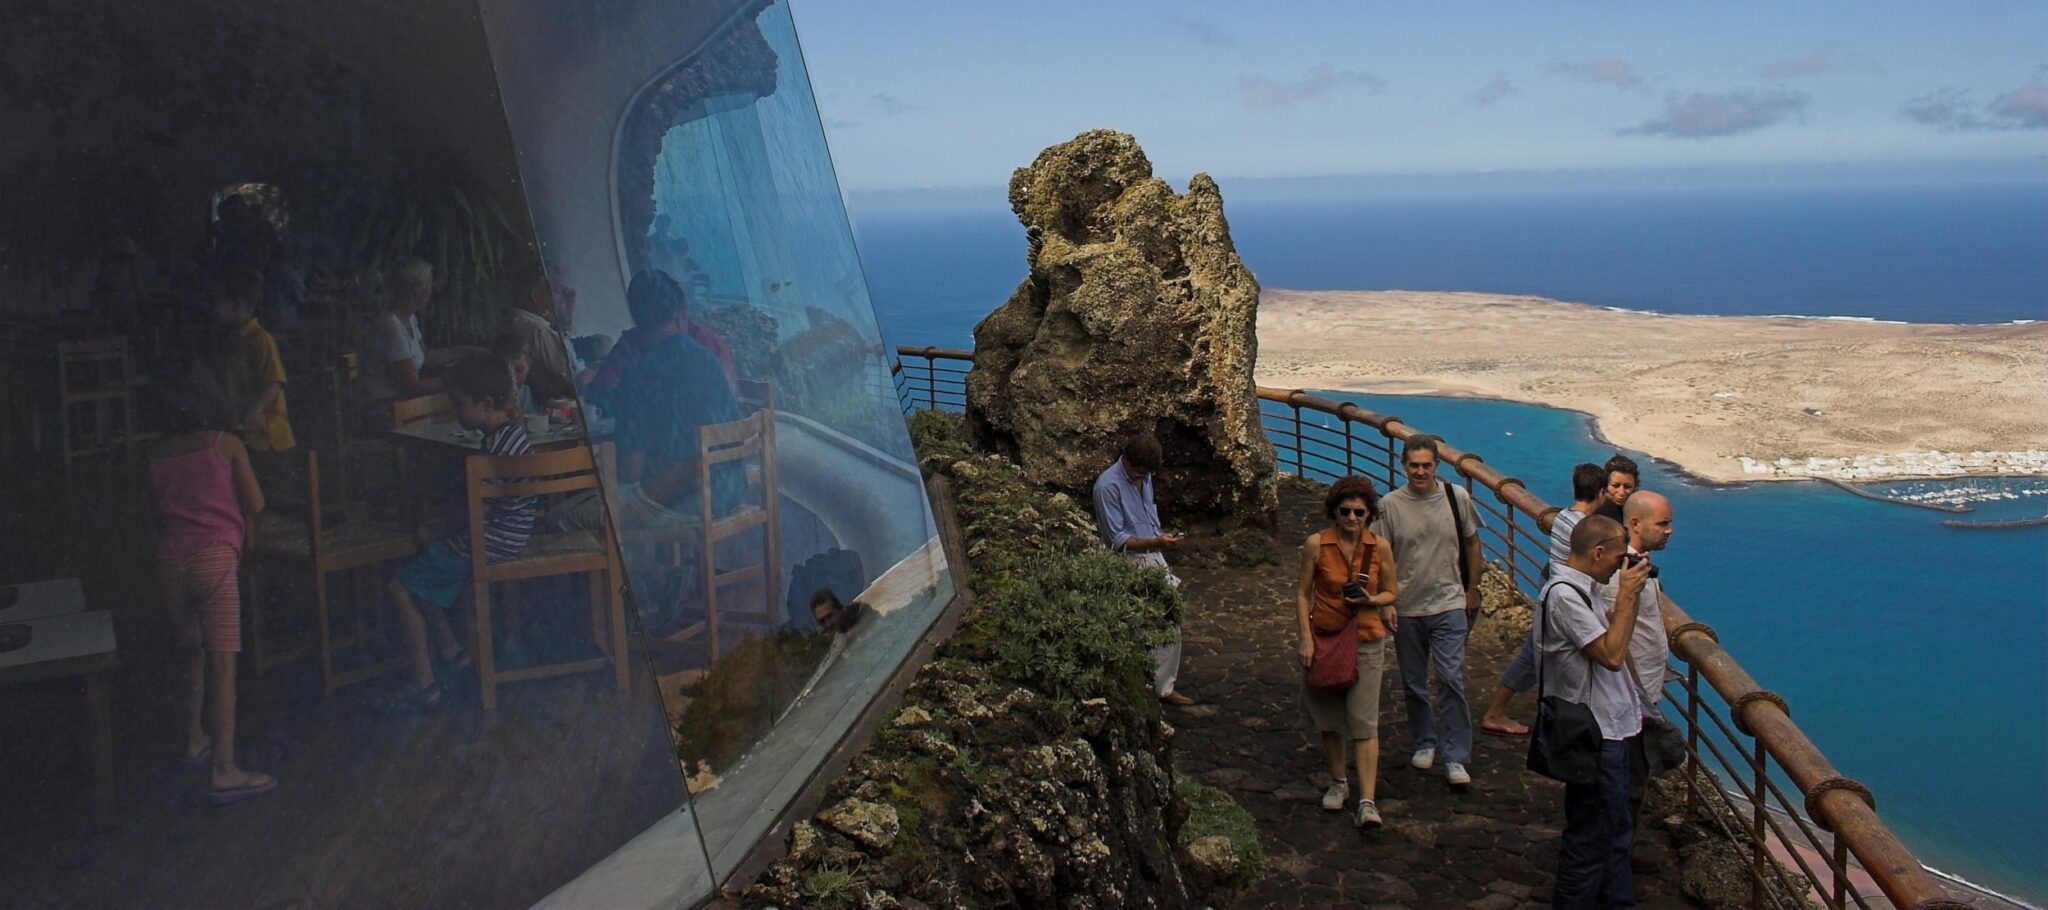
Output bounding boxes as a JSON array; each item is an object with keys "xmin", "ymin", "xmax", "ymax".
[{"xmin": 1527, "ymin": 579, "xmax": 1604, "ymax": 786}]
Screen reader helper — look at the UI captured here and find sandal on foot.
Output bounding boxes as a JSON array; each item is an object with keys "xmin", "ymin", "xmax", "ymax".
[
  {"xmin": 177, "ymin": 738, "xmax": 213, "ymax": 769},
  {"xmin": 209, "ymin": 773, "xmax": 277, "ymax": 806},
  {"xmin": 375, "ymin": 679, "xmax": 444, "ymax": 715},
  {"xmin": 1480, "ymin": 719, "xmax": 1531, "ymax": 738}
]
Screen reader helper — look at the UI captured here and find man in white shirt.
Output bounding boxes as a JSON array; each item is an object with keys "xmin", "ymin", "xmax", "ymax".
[
  {"xmin": 1598, "ymin": 489, "xmax": 1676, "ymax": 872},
  {"xmin": 503, "ymin": 262, "xmax": 585, "ymax": 403},
  {"xmin": 1537, "ymin": 514, "xmax": 1653, "ymax": 908}
]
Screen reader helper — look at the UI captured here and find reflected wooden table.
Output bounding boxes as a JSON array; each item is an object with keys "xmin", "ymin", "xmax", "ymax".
[
  {"xmin": 387, "ymin": 417, "xmax": 613, "ymax": 454},
  {"xmin": 0, "ymin": 579, "xmax": 116, "ymax": 823}
]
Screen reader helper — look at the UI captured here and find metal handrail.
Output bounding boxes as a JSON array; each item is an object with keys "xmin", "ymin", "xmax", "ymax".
[{"xmin": 891, "ymin": 345, "xmax": 1970, "ymax": 909}]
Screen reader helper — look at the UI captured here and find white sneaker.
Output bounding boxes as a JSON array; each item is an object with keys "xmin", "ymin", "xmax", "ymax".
[
  {"xmin": 1321, "ymin": 779, "xmax": 1348, "ymax": 811},
  {"xmin": 1446, "ymin": 762, "xmax": 1471, "ymax": 787},
  {"xmin": 1410, "ymin": 747, "xmax": 1435, "ymax": 770},
  {"xmin": 1355, "ymin": 798, "xmax": 1383, "ymax": 828}
]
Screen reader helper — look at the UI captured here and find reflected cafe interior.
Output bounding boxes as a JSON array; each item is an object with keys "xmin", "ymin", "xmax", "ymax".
[{"xmin": 0, "ymin": 1, "xmax": 952, "ymax": 906}]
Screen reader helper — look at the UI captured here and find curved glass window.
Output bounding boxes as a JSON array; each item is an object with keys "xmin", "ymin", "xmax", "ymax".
[{"xmin": 484, "ymin": 0, "xmax": 954, "ymax": 900}]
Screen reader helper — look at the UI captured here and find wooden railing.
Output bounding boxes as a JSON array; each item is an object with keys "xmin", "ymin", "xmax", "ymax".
[{"xmin": 892, "ymin": 346, "xmax": 1968, "ymax": 910}]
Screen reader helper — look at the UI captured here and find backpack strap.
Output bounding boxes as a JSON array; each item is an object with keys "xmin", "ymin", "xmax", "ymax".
[
  {"xmin": 1444, "ymin": 482, "xmax": 1472, "ymax": 592},
  {"xmin": 1533, "ymin": 578, "xmax": 1593, "ymax": 699}
]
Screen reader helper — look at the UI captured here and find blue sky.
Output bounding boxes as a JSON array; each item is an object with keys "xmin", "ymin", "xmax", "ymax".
[{"xmin": 790, "ymin": 1, "xmax": 2048, "ymax": 191}]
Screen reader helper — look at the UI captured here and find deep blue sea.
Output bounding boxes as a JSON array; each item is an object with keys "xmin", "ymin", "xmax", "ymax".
[{"xmin": 851, "ymin": 180, "xmax": 2048, "ymax": 902}]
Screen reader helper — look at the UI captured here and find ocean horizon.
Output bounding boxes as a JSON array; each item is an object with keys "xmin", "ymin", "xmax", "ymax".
[
  {"xmin": 855, "ymin": 178, "xmax": 2048, "ymax": 350},
  {"xmin": 852, "ymin": 178, "xmax": 2048, "ymax": 903}
]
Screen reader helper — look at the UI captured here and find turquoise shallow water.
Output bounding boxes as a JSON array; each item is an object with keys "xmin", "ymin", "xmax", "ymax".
[{"xmin": 1318, "ymin": 392, "xmax": 2048, "ymax": 903}]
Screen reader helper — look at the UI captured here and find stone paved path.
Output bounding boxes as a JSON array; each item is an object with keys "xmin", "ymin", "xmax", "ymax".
[{"xmin": 1170, "ymin": 482, "xmax": 1693, "ymax": 910}]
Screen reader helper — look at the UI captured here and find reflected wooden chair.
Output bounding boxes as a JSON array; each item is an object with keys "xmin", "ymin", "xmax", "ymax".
[
  {"xmin": 391, "ymin": 392, "xmax": 454, "ymax": 430},
  {"xmin": 736, "ymin": 378, "xmax": 774, "ymax": 416},
  {"xmin": 244, "ymin": 449, "xmax": 418, "ymax": 693},
  {"xmin": 464, "ymin": 442, "xmax": 627, "ymax": 711},
  {"xmin": 324, "ymin": 353, "xmax": 396, "ymax": 505},
  {"xmin": 622, "ymin": 382, "xmax": 772, "ymax": 608},
  {"xmin": 56, "ymin": 337, "xmax": 138, "ymax": 474},
  {"xmin": 643, "ymin": 408, "xmax": 779, "ymax": 660}
]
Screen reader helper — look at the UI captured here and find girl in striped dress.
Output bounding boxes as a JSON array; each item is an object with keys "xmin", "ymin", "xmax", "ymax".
[{"xmin": 147, "ymin": 355, "xmax": 275, "ymax": 804}]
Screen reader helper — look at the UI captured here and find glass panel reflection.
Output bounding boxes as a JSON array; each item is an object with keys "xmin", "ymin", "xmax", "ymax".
[
  {"xmin": 483, "ymin": 0, "xmax": 956, "ymax": 895},
  {"xmin": 0, "ymin": 2, "xmax": 688, "ymax": 906}
]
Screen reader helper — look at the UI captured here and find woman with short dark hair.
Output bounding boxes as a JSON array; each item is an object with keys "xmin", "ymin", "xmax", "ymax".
[{"xmin": 1295, "ymin": 475, "xmax": 1399, "ymax": 827}]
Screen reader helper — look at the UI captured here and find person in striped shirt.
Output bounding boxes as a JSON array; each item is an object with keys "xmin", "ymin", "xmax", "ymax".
[
  {"xmin": 1478, "ymin": 462, "xmax": 1607, "ymax": 739},
  {"xmin": 378, "ymin": 355, "xmax": 537, "ymax": 712}
]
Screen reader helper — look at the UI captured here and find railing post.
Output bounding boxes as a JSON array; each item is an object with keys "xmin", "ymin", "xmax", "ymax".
[
  {"xmin": 1344, "ymin": 416, "xmax": 1355, "ymax": 478},
  {"xmin": 1290, "ymin": 403, "xmax": 1304, "ymax": 476},
  {"xmin": 1505, "ymin": 502, "xmax": 1519, "ymax": 578},
  {"xmin": 1383, "ymin": 435, "xmax": 1396, "ymax": 488},
  {"xmin": 1686, "ymin": 664, "xmax": 1701, "ymax": 817},
  {"xmin": 1831, "ymin": 836, "xmax": 1848, "ymax": 910},
  {"xmin": 1753, "ymin": 739, "xmax": 1769, "ymax": 908}
]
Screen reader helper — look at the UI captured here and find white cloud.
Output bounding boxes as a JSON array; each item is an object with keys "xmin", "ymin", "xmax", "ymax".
[
  {"xmin": 1467, "ymin": 73, "xmax": 1517, "ymax": 107},
  {"xmin": 1239, "ymin": 64, "xmax": 1386, "ymax": 110},
  {"xmin": 1169, "ymin": 16, "xmax": 1233, "ymax": 48},
  {"xmin": 1760, "ymin": 46, "xmax": 1883, "ymax": 81},
  {"xmin": 869, "ymin": 93, "xmax": 920, "ymax": 116},
  {"xmin": 1549, "ymin": 58, "xmax": 1643, "ymax": 92},
  {"xmin": 1902, "ymin": 69, "xmax": 2048, "ymax": 132},
  {"xmin": 1621, "ymin": 88, "xmax": 1811, "ymax": 139}
]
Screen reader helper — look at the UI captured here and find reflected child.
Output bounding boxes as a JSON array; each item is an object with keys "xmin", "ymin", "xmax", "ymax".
[
  {"xmin": 145, "ymin": 354, "xmax": 275, "ymax": 803},
  {"xmin": 377, "ymin": 356, "xmax": 538, "ymax": 713},
  {"xmin": 489, "ymin": 330, "xmax": 539, "ymax": 416},
  {"xmin": 211, "ymin": 264, "xmax": 294, "ymax": 452}
]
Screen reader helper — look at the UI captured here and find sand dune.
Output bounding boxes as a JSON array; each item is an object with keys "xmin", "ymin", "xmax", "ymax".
[{"xmin": 1255, "ymin": 289, "xmax": 2048, "ymax": 483}]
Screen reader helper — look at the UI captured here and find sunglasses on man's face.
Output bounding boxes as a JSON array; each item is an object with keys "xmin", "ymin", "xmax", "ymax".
[{"xmin": 1338, "ymin": 507, "xmax": 1370, "ymax": 517}]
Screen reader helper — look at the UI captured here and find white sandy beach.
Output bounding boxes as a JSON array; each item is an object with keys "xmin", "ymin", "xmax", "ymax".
[{"xmin": 1256, "ymin": 290, "xmax": 2048, "ymax": 484}]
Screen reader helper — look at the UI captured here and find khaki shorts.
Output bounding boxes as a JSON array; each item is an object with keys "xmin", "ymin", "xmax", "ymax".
[{"xmin": 1302, "ymin": 636, "xmax": 1387, "ymax": 741}]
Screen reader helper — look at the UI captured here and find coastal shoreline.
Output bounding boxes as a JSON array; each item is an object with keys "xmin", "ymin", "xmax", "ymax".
[
  {"xmin": 1294, "ymin": 381, "xmax": 2047, "ymax": 490},
  {"xmin": 1256, "ymin": 289, "xmax": 2048, "ymax": 486}
]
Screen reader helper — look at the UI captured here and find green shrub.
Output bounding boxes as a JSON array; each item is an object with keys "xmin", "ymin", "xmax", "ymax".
[
  {"xmin": 798, "ymin": 862, "xmax": 861, "ymax": 907},
  {"xmin": 906, "ymin": 409, "xmax": 973, "ymax": 471},
  {"xmin": 971, "ymin": 549, "xmax": 1181, "ymax": 703},
  {"xmin": 1175, "ymin": 777, "xmax": 1266, "ymax": 887}
]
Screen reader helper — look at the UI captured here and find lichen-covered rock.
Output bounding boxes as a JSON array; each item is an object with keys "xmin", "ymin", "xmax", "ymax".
[
  {"xmin": 1183, "ymin": 836, "xmax": 1241, "ymax": 891},
  {"xmin": 819, "ymin": 799, "xmax": 901, "ymax": 850},
  {"xmin": 966, "ymin": 129, "xmax": 1277, "ymax": 526}
]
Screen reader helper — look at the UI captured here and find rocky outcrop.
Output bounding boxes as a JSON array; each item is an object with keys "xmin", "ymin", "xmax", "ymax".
[
  {"xmin": 745, "ymin": 660, "xmax": 1194, "ymax": 909},
  {"xmin": 744, "ymin": 415, "xmax": 1260, "ymax": 910},
  {"xmin": 965, "ymin": 130, "xmax": 1277, "ymax": 526}
]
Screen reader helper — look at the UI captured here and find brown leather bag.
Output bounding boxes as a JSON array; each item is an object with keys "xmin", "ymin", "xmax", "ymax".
[{"xmin": 1306, "ymin": 531, "xmax": 1372, "ymax": 691}]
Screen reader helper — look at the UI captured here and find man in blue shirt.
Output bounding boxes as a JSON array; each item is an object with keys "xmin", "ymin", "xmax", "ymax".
[
  {"xmin": 1091, "ymin": 431, "xmax": 1194, "ymax": 706},
  {"xmin": 547, "ymin": 270, "xmax": 744, "ymax": 533}
]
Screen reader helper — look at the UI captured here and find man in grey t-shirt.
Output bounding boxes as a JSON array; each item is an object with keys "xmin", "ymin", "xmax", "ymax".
[{"xmin": 1369, "ymin": 435, "xmax": 1485, "ymax": 788}]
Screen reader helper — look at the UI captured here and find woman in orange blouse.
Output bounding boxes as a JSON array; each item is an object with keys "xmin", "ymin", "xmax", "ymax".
[{"xmin": 1295, "ymin": 475, "xmax": 1400, "ymax": 827}]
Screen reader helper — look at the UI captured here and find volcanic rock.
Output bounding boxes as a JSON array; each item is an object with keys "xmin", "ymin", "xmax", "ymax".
[{"xmin": 965, "ymin": 129, "xmax": 1277, "ymax": 525}]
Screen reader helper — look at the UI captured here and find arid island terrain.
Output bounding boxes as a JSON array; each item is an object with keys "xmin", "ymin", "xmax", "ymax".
[{"xmin": 1255, "ymin": 289, "xmax": 2048, "ymax": 483}]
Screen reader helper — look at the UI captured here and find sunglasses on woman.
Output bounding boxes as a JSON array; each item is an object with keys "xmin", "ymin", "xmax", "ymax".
[{"xmin": 1338, "ymin": 507, "xmax": 1370, "ymax": 517}]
